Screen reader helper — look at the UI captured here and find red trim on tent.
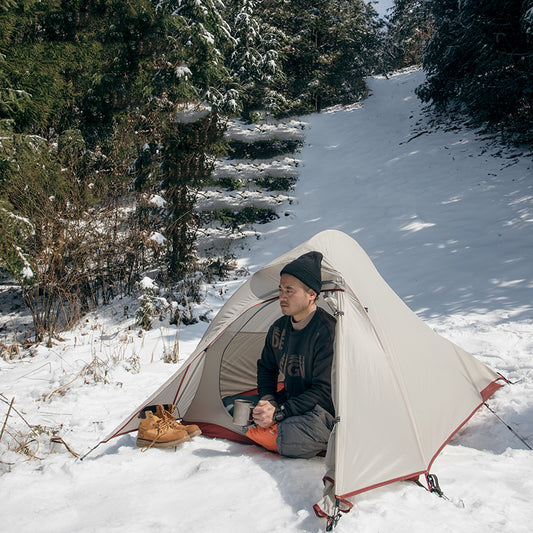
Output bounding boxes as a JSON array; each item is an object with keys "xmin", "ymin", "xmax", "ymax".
[
  {"xmin": 98, "ymin": 297, "xmax": 281, "ymax": 443},
  {"xmin": 312, "ymin": 504, "xmax": 329, "ymax": 519},
  {"xmin": 480, "ymin": 378, "xmax": 505, "ymax": 401},
  {"xmin": 334, "ymin": 376, "xmax": 506, "ymax": 501},
  {"xmin": 339, "ymin": 497, "xmax": 353, "ymax": 512},
  {"xmin": 172, "ymin": 364, "xmax": 191, "ymax": 406},
  {"xmin": 426, "ymin": 376, "xmax": 505, "ymax": 472},
  {"xmin": 312, "ymin": 476, "xmax": 354, "ymax": 519},
  {"xmin": 313, "ymin": 497, "xmax": 353, "ymax": 519},
  {"xmin": 335, "ymin": 469, "xmax": 429, "ymax": 500},
  {"xmin": 183, "ymin": 422, "xmax": 254, "ymax": 445}
]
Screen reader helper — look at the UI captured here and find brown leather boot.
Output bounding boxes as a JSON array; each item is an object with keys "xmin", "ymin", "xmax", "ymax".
[
  {"xmin": 136, "ymin": 411, "xmax": 190, "ymax": 450},
  {"xmin": 155, "ymin": 405, "xmax": 202, "ymax": 438}
]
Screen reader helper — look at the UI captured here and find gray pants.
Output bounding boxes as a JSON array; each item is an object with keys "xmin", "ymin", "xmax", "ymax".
[{"xmin": 277, "ymin": 404, "xmax": 335, "ymax": 459}]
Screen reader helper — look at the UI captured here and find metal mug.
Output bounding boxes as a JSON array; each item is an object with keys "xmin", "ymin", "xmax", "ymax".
[{"xmin": 232, "ymin": 399, "xmax": 254, "ymax": 426}]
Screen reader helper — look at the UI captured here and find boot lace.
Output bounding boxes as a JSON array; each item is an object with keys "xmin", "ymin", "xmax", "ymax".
[
  {"xmin": 141, "ymin": 416, "xmax": 175, "ymax": 452},
  {"xmin": 160, "ymin": 406, "xmax": 183, "ymax": 427}
]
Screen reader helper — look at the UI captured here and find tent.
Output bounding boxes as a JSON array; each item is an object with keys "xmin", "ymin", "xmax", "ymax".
[{"xmin": 96, "ymin": 229, "xmax": 505, "ymax": 524}]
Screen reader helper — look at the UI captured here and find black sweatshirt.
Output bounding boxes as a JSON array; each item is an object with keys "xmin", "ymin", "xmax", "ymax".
[{"xmin": 257, "ymin": 306, "xmax": 336, "ymax": 418}]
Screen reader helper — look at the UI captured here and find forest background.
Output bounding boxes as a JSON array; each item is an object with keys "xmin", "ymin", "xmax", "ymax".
[{"xmin": 1, "ymin": 0, "xmax": 532, "ymax": 345}]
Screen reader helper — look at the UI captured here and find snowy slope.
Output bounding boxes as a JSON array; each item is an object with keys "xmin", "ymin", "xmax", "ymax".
[{"xmin": 1, "ymin": 69, "xmax": 532, "ymax": 533}]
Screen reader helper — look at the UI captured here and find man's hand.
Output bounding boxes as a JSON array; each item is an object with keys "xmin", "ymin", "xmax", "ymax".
[{"xmin": 252, "ymin": 400, "xmax": 275, "ymax": 428}]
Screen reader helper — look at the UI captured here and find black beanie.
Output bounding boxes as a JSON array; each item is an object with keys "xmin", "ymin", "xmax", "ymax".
[{"xmin": 280, "ymin": 251, "xmax": 323, "ymax": 295}]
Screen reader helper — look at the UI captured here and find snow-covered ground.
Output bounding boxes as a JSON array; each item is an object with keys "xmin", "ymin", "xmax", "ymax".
[{"xmin": 1, "ymin": 68, "xmax": 532, "ymax": 532}]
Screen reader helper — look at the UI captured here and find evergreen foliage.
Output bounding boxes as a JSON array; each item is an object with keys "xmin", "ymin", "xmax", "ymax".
[
  {"xmin": 260, "ymin": 0, "xmax": 382, "ymax": 112},
  {"xmin": 384, "ymin": 0, "xmax": 433, "ymax": 70},
  {"xmin": 157, "ymin": 0, "xmax": 238, "ymax": 112},
  {"xmin": 201, "ymin": 205, "xmax": 278, "ymax": 233},
  {"xmin": 0, "ymin": 0, "xmax": 226, "ymax": 339},
  {"xmin": 162, "ymin": 107, "xmax": 225, "ymax": 281},
  {"xmin": 228, "ymin": 0, "xmax": 287, "ymax": 117},
  {"xmin": 417, "ymin": 0, "xmax": 533, "ymax": 142},
  {"xmin": 0, "ymin": 0, "xmax": 414, "ymax": 339}
]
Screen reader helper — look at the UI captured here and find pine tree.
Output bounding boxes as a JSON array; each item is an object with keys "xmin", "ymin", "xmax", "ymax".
[
  {"xmin": 162, "ymin": 108, "xmax": 224, "ymax": 280},
  {"xmin": 156, "ymin": 0, "xmax": 237, "ymax": 111},
  {"xmin": 384, "ymin": 0, "xmax": 433, "ymax": 70},
  {"xmin": 0, "ymin": 0, "xmax": 227, "ymax": 338},
  {"xmin": 320, "ymin": 0, "xmax": 382, "ymax": 108},
  {"xmin": 261, "ymin": 0, "xmax": 382, "ymax": 112},
  {"xmin": 417, "ymin": 0, "xmax": 533, "ymax": 142},
  {"xmin": 229, "ymin": 0, "xmax": 287, "ymax": 116}
]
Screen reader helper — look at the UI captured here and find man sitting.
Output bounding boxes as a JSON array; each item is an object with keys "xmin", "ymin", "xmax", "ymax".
[{"xmin": 246, "ymin": 251, "xmax": 337, "ymax": 458}]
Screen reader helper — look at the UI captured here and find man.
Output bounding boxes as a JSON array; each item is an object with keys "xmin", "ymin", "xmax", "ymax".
[{"xmin": 246, "ymin": 251, "xmax": 336, "ymax": 458}]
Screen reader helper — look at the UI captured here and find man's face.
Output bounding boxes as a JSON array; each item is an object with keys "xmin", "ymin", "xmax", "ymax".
[{"xmin": 279, "ymin": 273, "xmax": 316, "ymax": 321}]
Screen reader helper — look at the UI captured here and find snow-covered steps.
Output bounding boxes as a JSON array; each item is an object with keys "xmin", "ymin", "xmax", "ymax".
[
  {"xmin": 224, "ymin": 118, "xmax": 307, "ymax": 142},
  {"xmin": 195, "ymin": 117, "xmax": 305, "ymax": 257},
  {"xmin": 196, "ymin": 189, "xmax": 290, "ymax": 212},
  {"xmin": 213, "ymin": 156, "xmax": 300, "ymax": 180},
  {"xmin": 210, "ymin": 156, "xmax": 300, "ymax": 191}
]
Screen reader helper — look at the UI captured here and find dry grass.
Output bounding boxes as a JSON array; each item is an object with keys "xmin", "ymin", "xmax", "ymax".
[
  {"xmin": 0, "ymin": 395, "xmax": 79, "ymax": 472},
  {"xmin": 160, "ymin": 323, "xmax": 180, "ymax": 364},
  {"xmin": 0, "ymin": 342, "xmax": 21, "ymax": 361},
  {"xmin": 0, "ymin": 396, "xmax": 48, "ymax": 469}
]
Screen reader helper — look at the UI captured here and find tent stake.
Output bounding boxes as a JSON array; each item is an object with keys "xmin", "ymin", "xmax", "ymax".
[{"xmin": 325, "ymin": 499, "xmax": 342, "ymax": 531}]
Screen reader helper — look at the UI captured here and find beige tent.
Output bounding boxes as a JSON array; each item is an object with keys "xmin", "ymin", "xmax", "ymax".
[{"xmin": 97, "ymin": 230, "xmax": 504, "ymax": 523}]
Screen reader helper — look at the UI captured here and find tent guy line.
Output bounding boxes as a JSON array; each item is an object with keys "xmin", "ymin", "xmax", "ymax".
[{"xmin": 483, "ymin": 402, "xmax": 532, "ymax": 450}]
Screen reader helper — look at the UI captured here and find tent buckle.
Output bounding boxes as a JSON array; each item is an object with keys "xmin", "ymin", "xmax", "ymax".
[
  {"xmin": 426, "ymin": 473, "xmax": 446, "ymax": 499},
  {"xmin": 325, "ymin": 501, "xmax": 342, "ymax": 531}
]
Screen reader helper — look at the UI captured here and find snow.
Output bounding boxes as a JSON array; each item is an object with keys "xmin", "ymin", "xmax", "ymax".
[
  {"xmin": 139, "ymin": 276, "xmax": 157, "ymax": 291},
  {"xmin": 175, "ymin": 102, "xmax": 212, "ymax": 124},
  {"xmin": 213, "ymin": 155, "xmax": 300, "ymax": 180},
  {"xmin": 1, "ymin": 69, "xmax": 532, "ymax": 532},
  {"xmin": 224, "ymin": 118, "xmax": 306, "ymax": 142},
  {"xmin": 148, "ymin": 194, "xmax": 167, "ymax": 208},
  {"xmin": 15, "ymin": 245, "xmax": 34, "ymax": 279},
  {"xmin": 1, "ymin": 208, "xmax": 35, "ymax": 232},
  {"xmin": 371, "ymin": 0, "xmax": 395, "ymax": 18},
  {"xmin": 149, "ymin": 231, "xmax": 167, "ymax": 245},
  {"xmin": 175, "ymin": 64, "xmax": 192, "ymax": 79}
]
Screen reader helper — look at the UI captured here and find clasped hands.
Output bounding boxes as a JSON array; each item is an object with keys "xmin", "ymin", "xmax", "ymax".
[{"xmin": 252, "ymin": 399, "xmax": 276, "ymax": 428}]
